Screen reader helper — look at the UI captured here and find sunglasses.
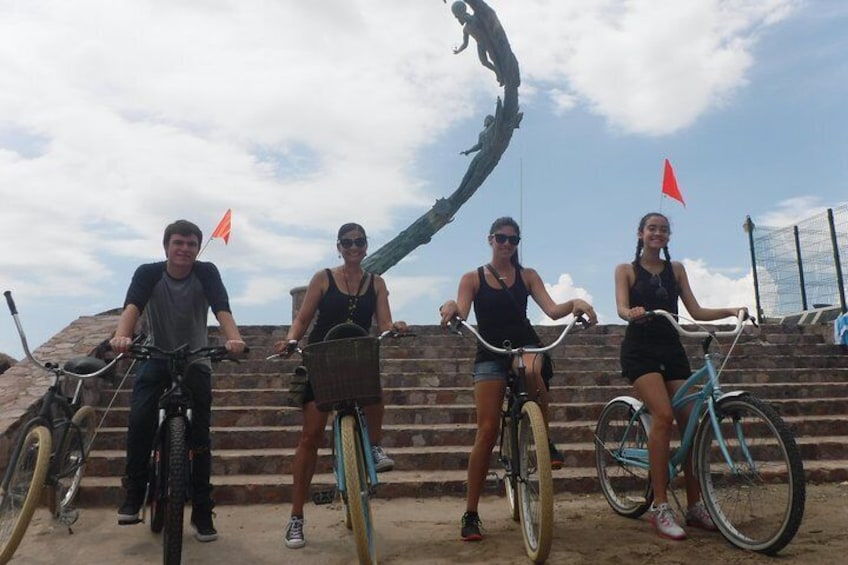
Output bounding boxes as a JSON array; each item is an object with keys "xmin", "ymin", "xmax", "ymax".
[
  {"xmin": 339, "ymin": 237, "xmax": 367, "ymax": 249},
  {"xmin": 491, "ymin": 233, "xmax": 521, "ymax": 245},
  {"xmin": 650, "ymin": 273, "xmax": 669, "ymax": 300}
]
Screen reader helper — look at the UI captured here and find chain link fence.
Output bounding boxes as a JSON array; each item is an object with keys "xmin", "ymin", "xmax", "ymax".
[{"xmin": 746, "ymin": 205, "xmax": 847, "ymax": 320}]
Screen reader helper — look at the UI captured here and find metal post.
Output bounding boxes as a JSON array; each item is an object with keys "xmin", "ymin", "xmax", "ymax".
[
  {"xmin": 794, "ymin": 225, "xmax": 808, "ymax": 311},
  {"xmin": 827, "ymin": 208, "xmax": 847, "ymax": 313},
  {"xmin": 743, "ymin": 216, "xmax": 764, "ymax": 320}
]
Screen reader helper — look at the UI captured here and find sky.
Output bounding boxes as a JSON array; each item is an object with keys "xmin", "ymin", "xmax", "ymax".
[{"xmin": 1, "ymin": 0, "xmax": 847, "ymax": 359}]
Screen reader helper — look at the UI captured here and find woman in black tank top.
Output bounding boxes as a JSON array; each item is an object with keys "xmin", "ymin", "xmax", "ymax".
[
  {"xmin": 272, "ymin": 222, "xmax": 407, "ymax": 549},
  {"xmin": 614, "ymin": 212, "xmax": 746, "ymax": 540},
  {"xmin": 438, "ymin": 217, "xmax": 597, "ymax": 541}
]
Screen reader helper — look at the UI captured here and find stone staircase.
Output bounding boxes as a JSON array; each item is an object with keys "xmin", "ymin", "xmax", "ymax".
[{"xmin": 73, "ymin": 321, "xmax": 848, "ymax": 507}]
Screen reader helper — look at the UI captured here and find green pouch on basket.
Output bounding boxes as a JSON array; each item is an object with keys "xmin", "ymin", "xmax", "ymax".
[{"xmin": 286, "ymin": 366, "xmax": 309, "ymax": 408}]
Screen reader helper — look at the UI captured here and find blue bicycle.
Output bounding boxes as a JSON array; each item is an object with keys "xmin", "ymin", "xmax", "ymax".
[{"xmin": 594, "ymin": 310, "xmax": 805, "ymax": 554}]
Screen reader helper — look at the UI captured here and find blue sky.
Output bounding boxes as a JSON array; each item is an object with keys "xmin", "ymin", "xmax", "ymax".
[{"xmin": 1, "ymin": 0, "xmax": 846, "ymax": 359}]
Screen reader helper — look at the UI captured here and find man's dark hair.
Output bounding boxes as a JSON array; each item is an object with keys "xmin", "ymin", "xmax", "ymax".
[{"xmin": 163, "ymin": 219, "xmax": 203, "ymax": 248}]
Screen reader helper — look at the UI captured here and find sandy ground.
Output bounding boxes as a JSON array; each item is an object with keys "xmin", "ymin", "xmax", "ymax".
[{"xmin": 9, "ymin": 482, "xmax": 848, "ymax": 564}]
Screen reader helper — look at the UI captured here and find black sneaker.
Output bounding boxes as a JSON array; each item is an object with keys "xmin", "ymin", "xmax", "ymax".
[
  {"xmin": 460, "ymin": 511, "xmax": 483, "ymax": 542},
  {"xmin": 191, "ymin": 507, "xmax": 218, "ymax": 542},
  {"xmin": 549, "ymin": 440, "xmax": 564, "ymax": 470},
  {"xmin": 117, "ymin": 490, "xmax": 145, "ymax": 525}
]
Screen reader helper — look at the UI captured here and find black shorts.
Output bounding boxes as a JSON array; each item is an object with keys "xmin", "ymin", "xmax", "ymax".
[{"xmin": 620, "ymin": 337, "xmax": 691, "ymax": 384}]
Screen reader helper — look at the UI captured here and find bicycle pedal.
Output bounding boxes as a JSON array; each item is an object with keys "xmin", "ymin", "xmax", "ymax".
[
  {"xmin": 57, "ymin": 507, "xmax": 80, "ymax": 527},
  {"xmin": 312, "ymin": 489, "xmax": 336, "ymax": 505}
]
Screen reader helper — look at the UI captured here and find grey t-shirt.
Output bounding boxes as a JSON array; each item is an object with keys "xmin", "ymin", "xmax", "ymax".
[{"xmin": 123, "ymin": 261, "xmax": 232, "ymax": 354}]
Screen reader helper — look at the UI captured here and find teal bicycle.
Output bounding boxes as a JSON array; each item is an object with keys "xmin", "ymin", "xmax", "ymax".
[
  {"xmin": 594, "ymin": 309, "xmax": 805, "ymax": 555},
  {"xmin": 272, "ymin": 324, "xmax": 411, "ymax": 565}
]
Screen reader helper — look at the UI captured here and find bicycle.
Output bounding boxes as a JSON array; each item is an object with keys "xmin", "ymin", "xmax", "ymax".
[
  {"xmin": 447, "ymin": 314, "xmax": 589, "ymax": 564},
  {"xmin": 120, "ymin": 341, "xmax": 247, "ymax": 565},
  {"xmin": 271, "ymin": 323, "xmax": 411, "ymax": 565},
  {"xmin": 1, "ymin": 291, "xmax": 119, "ymax": 564},
  {"xmin": 594, "ymin": 309, "xmax": 806, "ymax": 555}
]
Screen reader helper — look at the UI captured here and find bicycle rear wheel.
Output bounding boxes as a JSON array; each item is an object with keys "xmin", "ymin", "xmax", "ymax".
[
  {"xmin": 162, "ymin": 417, "xmax": 188, "ymax": 565},
  {"xmin": 695, "ymin": 394, "xmax": 805, "ymax": 555},
  {"xmin": 48, "ymin": 405, "xmax": 97, "ymax": 517},
  {"xmin": 594, "ymin": 399, "xmax": 652, "ymax": 518},
  {"xmin": 340, "ymin": 415, "xmax": 376, "ymax": 565},
  {"xmin": 516, "ymin": 402, "xmax": 553, "ymax": 563},
  {"xmin": 0, "ymin": 425, "xmax": 52, "ymax": 564},
  {"xmin": 501, "ymin": 416, "xmax": 520, "ymax": 522}
]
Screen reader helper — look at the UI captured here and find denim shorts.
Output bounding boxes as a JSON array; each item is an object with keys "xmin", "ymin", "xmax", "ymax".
[{"xmin": 472, "ymin": 359, "xmax": 511, "ymax": 383}]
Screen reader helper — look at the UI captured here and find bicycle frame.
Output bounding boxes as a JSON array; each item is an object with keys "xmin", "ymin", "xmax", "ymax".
[{"xmin": 607, "ymin": 309, "xmax": 751, "ymax": 482}]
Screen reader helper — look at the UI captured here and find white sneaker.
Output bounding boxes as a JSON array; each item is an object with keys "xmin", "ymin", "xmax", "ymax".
[
  {"xmin": 649, "ymin": 503, "xmax": 686, "ymax": 540},
  {"xmin": 285, "ymin": 516, "xmax": 306, "ymax": 549},
  {"xmin": 371, "ymin": 445, "xmax": 395, "ymax": 472}
]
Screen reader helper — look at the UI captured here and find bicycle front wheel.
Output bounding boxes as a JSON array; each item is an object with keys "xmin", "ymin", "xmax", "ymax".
[
  {"xmin": 516, "ymin": 402, "xmax": 553, "ymax": 564},
  {"xmin": 0, "ymin": 425, "xmax": 52, "ymax": 564},
  {"xmin": 594, "ymin": 399, "xmax": 652, "ymax": 518},
  {"xmin": 695, "ymin": 394, "xmax": 805, "ymax": 555},
  {"xmin": 162, "ymin": 417, "xmax": 188, "ymax": 565},
  {"xmin": 340, "ymin": 415, "xmax": 376, "ymax": 565},
  {"xmin": 501, "ymin": 416, "xmax": 519, "ymax": 522},
  {"xmin": 48, "ymin": 405, "xmax": 97, "ymax": 517}
]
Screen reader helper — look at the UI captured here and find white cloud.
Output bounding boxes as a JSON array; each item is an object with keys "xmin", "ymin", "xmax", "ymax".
[
  {"xmin": 381, "ymin": 275, "xmax": 452, "ymax": 321},
  {"xmin": 534, "ymin": 273, "xmax": 597, "ymax": 325},
  {"xmin": 497, "ymin": 0, "xmax": 798, "ymax": 135},
  {"xmin": 757, "ymin": 196, "xmax": 844, "ymax": 228},
  {"xmin": 679, "ymin": 258, "xmax": 755, "ymax": 322}
]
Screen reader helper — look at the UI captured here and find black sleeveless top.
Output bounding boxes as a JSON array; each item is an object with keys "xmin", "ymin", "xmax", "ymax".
[
  {"xmin": 626, "ymin": 262, "xmax": 680, "ymax": 341},
  {"xmin": 308, "ymin": 269, "xmax": 377, "ymax": 344},
  {"xmin": 472, "ymin": 266, "xmax": 541, "ymax": 363}
]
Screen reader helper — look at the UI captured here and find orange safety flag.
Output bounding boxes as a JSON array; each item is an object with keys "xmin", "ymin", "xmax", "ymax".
[
  {"xmin": 211, "ymin": 209, "xmax": 232, "ymax": 244},
  {"xmin": 661, "ymin": 159, "xmax": 685, "ymax": 207}
]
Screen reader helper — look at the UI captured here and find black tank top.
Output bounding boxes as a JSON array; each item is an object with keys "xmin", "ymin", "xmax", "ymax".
[
  {"xmin": 626, "ymin": 262, "xmax": 679, "ymax": 341},
  {"xmin": 309, "ymin": 269, "xmax": 377, "ymax": 344},
  {"xmin": 472, "ymin": 266, "xmax": 540, "ymax": 363}
]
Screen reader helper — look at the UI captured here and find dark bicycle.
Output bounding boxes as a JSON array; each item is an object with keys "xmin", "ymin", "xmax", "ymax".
[
  {"xmin": 1, "ymin": 291, "xmax": 118, "ymax": 564},
  {"xmin": 120, "ymin": 341, "xmax": 246, "ymax": 565}
]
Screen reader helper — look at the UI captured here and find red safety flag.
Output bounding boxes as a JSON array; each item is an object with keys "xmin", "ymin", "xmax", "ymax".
[
  {"xmin": 211, "ymin": 209, "xmax": 232, "ymax": 244},
  {"xmin": 661, "ymin": 159, "xmax": 685, "ymax": 207}
]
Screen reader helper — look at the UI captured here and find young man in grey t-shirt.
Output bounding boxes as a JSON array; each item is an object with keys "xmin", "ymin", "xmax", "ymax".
[{"xmin": 110, "ymin": 219, "xmax": 245, "ymax": 542}]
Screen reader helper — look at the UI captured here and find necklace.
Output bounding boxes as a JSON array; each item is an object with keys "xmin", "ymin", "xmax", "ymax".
[{"xmin": 342, "ymin": 265, "xmax": 366, "ymax": 322}]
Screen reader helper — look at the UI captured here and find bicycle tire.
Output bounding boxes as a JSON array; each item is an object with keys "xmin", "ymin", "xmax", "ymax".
[
  {"xmin": 516, "ymin": 402, "xmax": 553, "ymax": 563},
  {"xmin": 149, "ymin": 431, "xmax": 167, "ymax": 534},
  {"xmin": 0, "ymin": 425, "xmax": 52, "ymax": 564},
  {"xmin": 340, "ymin": 415, "xmax": 376, "ymax": 565},
  {"xmin": 162, "ymin": 417, "xmax": 187, "ymax": 565},
  {"xmin": 594, "ymin": 399, "xmax": 652, "ymax": 518},
  {"xmin": 694, "ymin": 394, "xmax": 806, "ymax": 555},
  {"xmin": 47, "ymin": 405, "xmax": 97, "ymax": 517},
  {"xmin": 501, "ymin": 416, "xmax": 520, "ymax": 522}
]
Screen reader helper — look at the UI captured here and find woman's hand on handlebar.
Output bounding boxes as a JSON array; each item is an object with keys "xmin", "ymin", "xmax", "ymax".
[
  {"xmin": 390, "ymin": 321, "xmax": 408, "ymax": 334},
  {"xmin": 273, "ymin": 339, "xmax": 299, "ymax": 358},
  {"xmin": 439, "ymin": 300, "xmax": 460, "ymax": 328},
  {"xmin": 571, "ymin": 299, "xmax": 598, "ymax": 325}
]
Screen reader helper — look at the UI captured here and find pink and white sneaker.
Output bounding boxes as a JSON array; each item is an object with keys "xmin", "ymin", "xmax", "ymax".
[{"xmin": 649, "ymin": 503, "xmax": 687, "ymax": 540}]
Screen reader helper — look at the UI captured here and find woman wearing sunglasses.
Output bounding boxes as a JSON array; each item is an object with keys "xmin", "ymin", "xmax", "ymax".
[
  {"xmin": 275, "ymin": 222, "xmax": 406, "ymax": 549},
  {"xmin": 614, "ymin": 212, "xmax": 745, "ymax": 541},
  {"xmin": 438, "ymin": 216, "xmax": 596, "ymax": 541}
]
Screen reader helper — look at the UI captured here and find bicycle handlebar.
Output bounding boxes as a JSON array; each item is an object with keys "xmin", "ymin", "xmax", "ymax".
[
  {"xmin": 448, "ymin": 314, "xmax": 590, "ymax": 356},
  {"xmin": 4, "ymin": 289, "xmax": 123, "ymax": 379},
  {"xmin": 643, "ymin": 309, "xmax": 751, "ymax": 338},
  {"xmin": 266, "ymin": 329, "xmax": 414, "ymax": 360},
  {"xmin": 124, "ymin": 342, "xmax": 249, "ymax": 364}
]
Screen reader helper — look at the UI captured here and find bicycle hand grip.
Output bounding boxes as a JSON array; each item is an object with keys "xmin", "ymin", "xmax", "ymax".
[{"xmin": 4, "ymin": 290, "xmax": 17, "ymax": 315}]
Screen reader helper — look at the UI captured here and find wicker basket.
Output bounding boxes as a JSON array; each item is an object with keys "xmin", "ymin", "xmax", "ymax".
[{"xmin": 302, "ymin": 336, "xmax": 381, "ymax": 412}]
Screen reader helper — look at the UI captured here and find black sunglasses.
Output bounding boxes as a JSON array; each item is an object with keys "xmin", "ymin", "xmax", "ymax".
[
  {"xmin": 491, "ymin": 233, "xmax": 521, "ymax": 245},
  {"xmin": 339, "ymin": 237, "xmax": 367, "ymax": 249},
  {"xmin": 650, "ymin": 273, "xmax": 669, "ymax": 300}
]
